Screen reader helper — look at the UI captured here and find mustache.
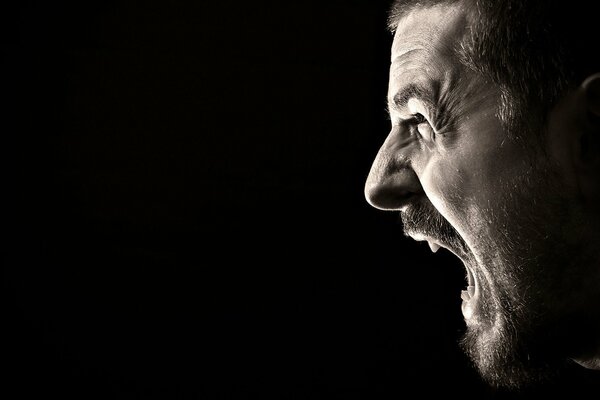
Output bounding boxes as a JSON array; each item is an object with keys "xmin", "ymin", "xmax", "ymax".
[{"xmin": 401, "ymin": 200, "xmax": 470, "ymax": 257}]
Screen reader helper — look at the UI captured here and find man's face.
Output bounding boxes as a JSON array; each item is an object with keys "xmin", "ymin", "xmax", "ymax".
[{"xmin": 366, "ymin": 3, "xmax": 597, "ymax": 388}]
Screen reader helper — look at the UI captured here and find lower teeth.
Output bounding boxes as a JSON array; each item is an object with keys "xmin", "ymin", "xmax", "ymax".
[
  {"xmin": 461, "ymin": 286, "xmax": 476, "ymax": 302},
  {"xmin": 461, "ymin": 290, "xmax": 470, "ymax": 302}
]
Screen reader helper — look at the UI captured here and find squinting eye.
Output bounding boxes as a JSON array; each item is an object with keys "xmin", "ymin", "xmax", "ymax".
[
  {"xmin": 409, "ymin": 113, "xmax": 434, "ymax": 139},
  {"xmin": 412, "ymin": 113, "xmax": 427, "ymax": 124}
]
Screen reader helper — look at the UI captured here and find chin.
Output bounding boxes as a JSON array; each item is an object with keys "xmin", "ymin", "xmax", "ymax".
[
  {"xmin": 457, "ymin": 274, "xmax": 571, "ymax": 390},
  {"xmin": 460, "ymin": 319, "xmax": 565, "ymax": 389}
]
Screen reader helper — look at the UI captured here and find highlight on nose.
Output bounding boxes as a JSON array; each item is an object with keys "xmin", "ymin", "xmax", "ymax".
[{"xmin": 364, "ymin": 166, "xmax": 423, "ymax": 211}]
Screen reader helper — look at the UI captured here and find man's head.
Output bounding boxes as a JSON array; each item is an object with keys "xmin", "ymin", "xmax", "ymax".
[{"xmin": 365, "ymin": 0, "xmax": 600, "ymax": 389}]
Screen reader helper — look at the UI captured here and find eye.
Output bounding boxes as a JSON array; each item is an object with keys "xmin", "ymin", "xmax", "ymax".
[
  {"xmin": 408, "ymin": 113, "xmax": 434, "ymax": 139},
  {"xmin": 412, "ymin": 113, "xmax": 427, "ymax": 124}
]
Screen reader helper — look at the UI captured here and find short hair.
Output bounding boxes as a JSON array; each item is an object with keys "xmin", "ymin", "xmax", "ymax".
[{"xmin": 388, "ymin": 0, "xmax": 600, "ymax": 143}]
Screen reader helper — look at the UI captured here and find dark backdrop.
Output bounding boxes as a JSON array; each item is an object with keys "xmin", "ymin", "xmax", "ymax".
[{"xmin": 4, "ymin": 1, "xmax": 598, "ymax": 398}]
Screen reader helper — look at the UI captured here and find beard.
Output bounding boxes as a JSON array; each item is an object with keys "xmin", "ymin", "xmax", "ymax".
[{"xmin": 402, "ymin": 152, "xmax": 599, "ymax": 389}]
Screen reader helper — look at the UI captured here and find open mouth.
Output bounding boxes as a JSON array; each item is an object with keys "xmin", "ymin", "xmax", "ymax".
[
  {"xmin": 422, "ymin": 237, "xmax": 478, "ymax": 321},
  {"xmin": 401, "ymin": 201, "xmax": 479, "ymax": 321}
]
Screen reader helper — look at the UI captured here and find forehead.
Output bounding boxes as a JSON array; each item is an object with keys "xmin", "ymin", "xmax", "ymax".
[
  {"xmin": 391, "ymin": 4, "xmax": 467, "ymax": 61},
  {"xmin": 390, "ymin": 4, "xmax": 468, "ymax": 87}
]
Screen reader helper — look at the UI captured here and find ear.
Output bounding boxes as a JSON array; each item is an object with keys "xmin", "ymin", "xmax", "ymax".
[
  {"xmin": 582, "ymin": 73, "xmax": 600, "ymax": 119},
  {"xmin": 573, "ymin": 73, "xmax": 600, "ymax": 202}
]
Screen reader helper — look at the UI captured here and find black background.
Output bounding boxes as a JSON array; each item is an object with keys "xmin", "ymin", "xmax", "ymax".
[{"xmin": 4, "ymin": 1, "xmax": 600, "ymax": 398}]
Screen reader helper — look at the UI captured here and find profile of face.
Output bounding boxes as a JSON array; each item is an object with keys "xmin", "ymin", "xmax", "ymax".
[{"xmin": 365, "ymin": 2, "xmax": 600, "ymax": 389}]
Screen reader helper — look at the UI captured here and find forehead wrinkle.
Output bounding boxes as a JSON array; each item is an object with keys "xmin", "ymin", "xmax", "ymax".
[
  {"xmin": 391, "ymin": 4, "xmax": 471, "ymax": 71},
  {"xmin": 391, "ymin": 33, "xmax": 434, "ymax": 60},
  {"xmin": 388, "ymin": 52, "xmax": 444, "ymax": 113},
  {"xmin": 392, "ymin": 4, "xmax": 468, "ymax": 56},
  {"xmin": 388, "ymin": 5, "xmax": 474, "ymax": 129}
]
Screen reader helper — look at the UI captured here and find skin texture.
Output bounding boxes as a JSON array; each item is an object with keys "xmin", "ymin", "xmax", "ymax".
[{"xmin": 365, "ymin": 2, "xmax": 600, "ymax": 389}]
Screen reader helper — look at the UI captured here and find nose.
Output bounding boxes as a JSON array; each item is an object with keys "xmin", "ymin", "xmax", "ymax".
[{"xmin": 364, "ymin": 132, "xmax": 424, "ymax": 211}]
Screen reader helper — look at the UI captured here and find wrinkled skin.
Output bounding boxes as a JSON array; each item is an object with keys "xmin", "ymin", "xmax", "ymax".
[{"xmin": 365, "ymin": 3, "xmax": 600, "ymax": 388}]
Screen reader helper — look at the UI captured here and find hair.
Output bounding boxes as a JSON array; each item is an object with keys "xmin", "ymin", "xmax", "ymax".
[{"xmin": 388, "ymin": 0, "xmax": 600, "ymax": 142}]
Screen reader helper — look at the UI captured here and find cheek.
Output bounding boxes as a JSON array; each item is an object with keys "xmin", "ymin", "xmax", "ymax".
[
  {"xmin": 419, "ymin": 154, "xmax": 498, "ymax": 243},
  {"xmin": 420, "ymin": 157, "xmax": 470, "ymax": 221}
]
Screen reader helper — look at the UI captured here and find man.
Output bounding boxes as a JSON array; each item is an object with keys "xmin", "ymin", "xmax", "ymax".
[{"xmin": 364, "ymin": 0, "xmax": 600, "ymax": 389}]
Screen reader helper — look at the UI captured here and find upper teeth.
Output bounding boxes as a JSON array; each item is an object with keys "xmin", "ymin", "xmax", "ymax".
[{"xmin": 428, "ymin": 241, "xmax": 440, "ymax": 253}]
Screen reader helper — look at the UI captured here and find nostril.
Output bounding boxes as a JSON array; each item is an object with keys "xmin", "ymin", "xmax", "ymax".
[
  {"xmin": 365, "ymin": 182, "xmax": 418, "ymax": 211},
  {"xmin": 364, "ymin": 166, "xmax": 424, "ymax": 211}
]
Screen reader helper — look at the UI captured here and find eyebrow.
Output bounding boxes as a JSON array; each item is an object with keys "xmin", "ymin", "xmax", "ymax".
[
  {"xmin": 387, "ymin": 80, "xmax": 459, "ymax": 132},
  {"xmin": 388, "ymin": 83, "xmax": 435, "ymax": 114}
]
